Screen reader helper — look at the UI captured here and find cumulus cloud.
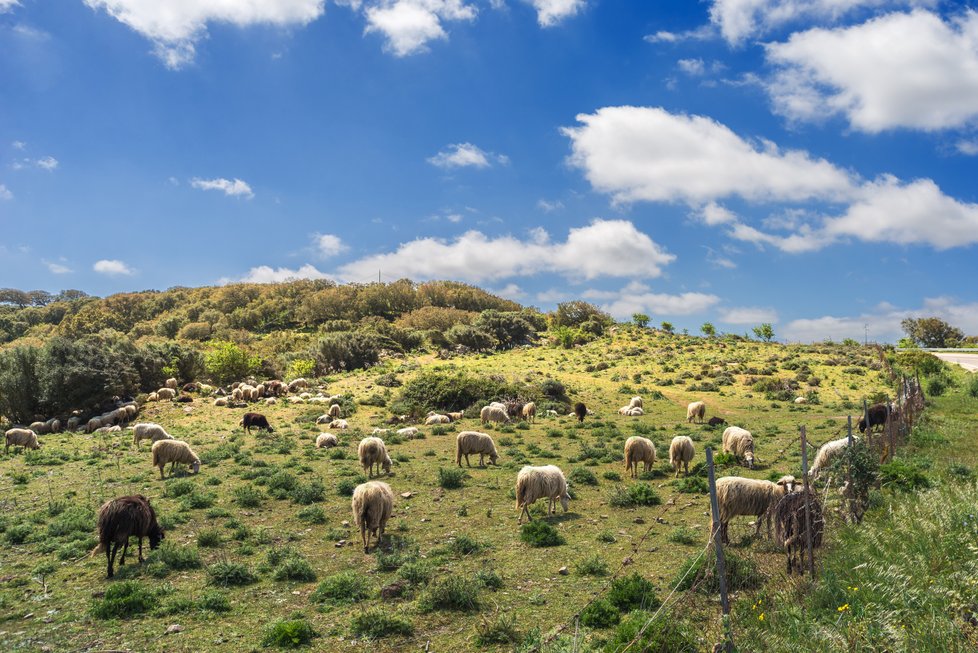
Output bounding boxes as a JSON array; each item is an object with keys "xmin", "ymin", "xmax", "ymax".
[
  {"xmin": 364, "ymin": 0, "xmax": 476, "ymax": 56},
  {"xmin": 0, "ymin": 184, "xmax": 11, "ymax": 200},
  {"xmin": 83, "ymin": 0, "xmax": 325, "ymax": 68},
  {"xmin": 35, "ymin": 156, "xmax": 58, "ymax": 171},
  {"xmin": 337, "ymin": 219, "xmax": 675, "ymax": 283},
  {"xmin": 315, "ymin": 233, "xmax": 348, "ymax": 257},
  {"xmin": 428, "ymin": 143, "xmax": 508, "ymax": 169},
  {"xmin": 709, "ymin": 0, "xmax": 933, "ymax": 45},
  {"xmin": 677, "ymin": 58, "xmax": 705, "ymax": 76},
  {"xmin": 0, "ymin": 0, "xmax": 20, "ymax": 13},
  {"xmin": 537, "ymin": 199, "xmax": 564, "ymax": 213},
  {"xmin": 719, "ymin": 306, "xmax": 779, "ymax": 324},
  {"xmin": 783, "ymin": 296, "xmax": 978, "ymax": 343},
  {"xmin": 562, "ymin": 106, "xmax": 855, "ymax": 205},
  {"xmin": 491, "ymin": 283, "xmax": 526, "ymax": 300},
  {"xmin": 93, "ymin": 259, "xmax": 134, "ymax": 276},
  {"xmin": 528, "ymin": 0, "xmax": 585, "ymax": 27},
  {"xmin": 191, "ymin": 177, "xmax": 254, "ymax": 199},
  {"xmin": 591, "ymin": 281, "xmax": 721, "ymax": 320},
  {"xmin": 765, "ymin": 10, "xmax": 978, "ymax": 132},
  {"xmin": 956, "ymin": 139, "xmax": 978, "ymax": 156},
  {"xmin": 44, "ymin": 260, "xmax": 72, "ymax": 274},
  {"xmin": 232, "ymin": 264, "xmax": 332, "ymax": 284},
  {"xmin": 644, "ymin": 25, "xmax": 714, "ymax": 44}
]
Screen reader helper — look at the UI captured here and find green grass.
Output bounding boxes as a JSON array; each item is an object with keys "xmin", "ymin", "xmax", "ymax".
[{"xmin": 519, "ymin": 520, "xmax": 565, "ymax": 547}]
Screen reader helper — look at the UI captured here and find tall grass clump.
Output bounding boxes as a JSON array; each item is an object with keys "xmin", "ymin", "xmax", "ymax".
[{"xmin": 350, "ymin": 608, "xmax": 414, "ymax": 638}]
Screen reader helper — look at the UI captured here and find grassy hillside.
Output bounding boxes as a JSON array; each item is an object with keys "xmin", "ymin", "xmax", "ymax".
[{"xmin": 1, "ymin": 324, "xmax": 924, "ymax": 652}]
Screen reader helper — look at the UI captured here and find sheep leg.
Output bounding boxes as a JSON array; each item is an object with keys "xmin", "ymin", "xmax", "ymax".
[
  {"xmin": 106, "ymin": 543, "xmax": 116, "ymax": 578},
  {"xmin": 137, "ymin": 536, "xmax": 144, "ymax": 563},
  {"xmin": 120, "ymin": 538, "xmax": 129, "ymax": 566},
  {"xmin": 361, "ymin": 525, "xmax": 369, "ymax": 553},
  {"xmin": 479, "ymin": 454, "xmax": 485, "ymax": 467}
]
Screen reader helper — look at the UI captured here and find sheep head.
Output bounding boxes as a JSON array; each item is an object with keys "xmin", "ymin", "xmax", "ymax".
[
  {"xmin": 149, "ymin": 524, "xmax": 165, "ymax": 549},
  {"xmin": 489, "ymin": 451, "xmax": 499, "ymax": 465},
  {"xmin": 191, "ymin": 460, "xmax": 201, "ymax": 474},
  {"xmin": 776, "ymin": 475, "xmax": 796, "ymax": 493},
  {"xmin": 560, "ymin": 492, "xmax": 570, "ymax": 512},
  {"xmin": 382, "ymin": 455, "xmax": 392, "ymax": 474}
]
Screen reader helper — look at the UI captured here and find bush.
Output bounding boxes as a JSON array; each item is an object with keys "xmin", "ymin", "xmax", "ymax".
[
  {"xmin": 608, "ymin": 484, "xmax": 661, "ymax": 508},
  {"xmin": 207, "ymin": 561, "xmax": 256, "ymax": 586},
  {"xmin": 311, "ymin": 571, "xmax": 371, "ymax": 604},
  {"xmin": 448, "ymin": 534, "xmax": 487, "ymax": 556},
  {"xmin": 90, "ymin": 581, "xmax": 160, "ymax": 619},
  {"xmin": 336, "ymin": 476, "xmax": 365, "ymax": 497},
  {"xmin": 607, "ymin": 573, "xmax": 660, "ymax": 612},
  {"xmin": 197, "ymin": 528, "xmax": 223, "ymax": 548},
  {"xmin": 418, "ymin": 576, "xmax": 481, "ymax": 612},
  {"xmin": 393, "ymin": 370, "xmax": 525, "ymax": 417},
  {"xmin": 926, "ymin": 377, "xmax": 948, "ymax": 397},
  {"xmin": 569, "ymin": 467, "xmax": 599, "ymax": 486},
  {"xmin": 602, "ymin": 610, "xmax": 699, "ymax": 652},
  {"xmin": 156, "ymin": 542, "xmax": 202, "ymax": 570},
  {"xmin": 667, "ymin": 526, "xmax": 698, "ymax": 546},
  {"xmin": 205, "ymin": 341, "xmax": 260, "ymax": 385},
  {"xmin": 233, "ymin": 484, "xmax": 264, "ymax": 508},
  {"xmin": 262, "ymin": 618, "xmax": 316, "ymax": 648},
  {"xmin": 475, "ymin": 569, "xmax": 503, "ymax": 590},
  {"xmin": 674, "ymin": 476, "xmax": 708, "ymax": 494},
  {"xmin": 290, "ymin": 479, "xmax": 326, "ymax": 505},
  {"xmin": 575, "ymin": 554, "xmax": 609, "ymax": 576},
  {"xmin": 296, "ymin": 505, "xmax": 327, "ymax": 524},
  {"xmin": 675, "ymin": 549, "xmax": 761, "ymax": 594},
  {"xmin": 398, "ymin": 560, "xmax": 434, "ymax": 586},
  {"xmin": 349, "ymin": 609, "xmax": 414, "ymax": 638},
  {"xmin": 273, "ymin": 554, "xmax": 317, "ymax": 582},
  {"xmin": 475, "ymin": 612, "xmax": 522, "ymax": 646},
  {"xmin": 199, "ymin": 591, "xmax": 231, "ymax": 612},
  {"xmin": 315, "ymin": 331, "xmax": 385, "ymax": 372},
  {"xmin": 519, "ymin": 520, "xmax": 565, "ymax": 547},
  {"xmin": 580, "ymin": 598, "xmax": 620, "ymax": 629},
  {"xmin": 969, "ymin": 375, "xmax": 978, "ymax": 399},
  {"xmin": 438, "ymin": 467, "xmax": 466, "ymax": 489},
  {"xmin": 880, "ymin": 459, "xmax": 931, "ymax": 492}
]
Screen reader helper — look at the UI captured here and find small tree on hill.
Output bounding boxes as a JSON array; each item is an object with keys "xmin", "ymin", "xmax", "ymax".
[
  {"xmin": 752, "ymin": 323, "xmax": 775, "ymax": 342},
  {"xmin": 700, "ymin": 322, "xmax": 716, "ymax": 338},
  {"xmin": 660, "ymin": 322, "xmax": 674, "ymax": 334},
  {"xmin": 900, "ymin": 317, "xmax": 963, "ymax": 348},
  {"xmin": 632, "ymin": 313, "xmax": 650, "ymax": 328}
]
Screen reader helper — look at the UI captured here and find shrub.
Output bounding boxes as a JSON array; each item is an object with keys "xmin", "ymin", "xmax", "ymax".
[
  {"xmin": 569, "ymin": 467, "xmax": 599, "ymax": 486},
  {"xmin": 156, "ymin": 542, "xmax": 202, "ymax": 570},
  {"xmin": 273, "ymin": 554, "xmax": 317, "ymax": 582},
  {"xmin": 580, "ymin": 599, "xmax": 620, "ymax": 629},
  {"xmin": 475, "ymin": 613, "xmax": 522, "ymax": 646},
  {"xmin": 675, "ymin": 549, "xmax": 761, "ymax": 594},
  {"xmin": 296, "ymin": 505, "xmax": 327, "ymax": 524},
  {"xmin": 311, "ymin": 571, "xmax": 371, "ymax": 604},
  {"xmin": 667, "ymin": 526, "xmax": 698, "ymax": 546},
  {"xmin": 197, "ymin": 528, "xmax": 223, "ymax": 548},
  {"xmin": 199, "ymin": 591, "xmax": 231, "ymax": 613},
  {"xmin": 336, "ymin": 476, "xmax": 365, "ymax": 497},
  {"xmin": 349, "ymin": 609, "xmax": 414, "ymax": 638},
  {"xmin": 290, "ymin": 479, "xmax": 326, "ymax": 505},
  {"xmin": 674, "ymin": 476, "xmax": 708, "ymax": 494},
  {"xmin": 205, "ymin": 341, "xmax": 260, "ymax": 385},
  {"xmin": 90, "ymin": 581, "xmax": 160, "ymax": 619},
  {"xmin": 602, "ymin": 471, "xmax": 622, "ymax": 482},
  {"xmin": 207, "ymin": 561, "xmax": 256, "ymax": 587},
  {"xmin": 608, "ymin": 574, "xmax": 660, "ymax": 612},
  {"xmin": 438, "ymin": 467, "xmax": 466, "ymax": 489},
  {"xmin": 608, "ymin": 484, "xmax": 661, "ymax": 508},
  {"xmin": 926, "ymin": 377, "xmax": 947, "ymax": 397},
  {"xmin": 315, "ymin": 331, "xmax": 385, "ymax": 372},
  {"xmin": 398, "ymin": 560, "xmax": 434, "ymax": 586},
  {"xmin": 969, "ymin": 375, "xmax": 978, "ymax": 399},
  {"xmin": 418, "ymin": 576, "xmax": 481, "ymax": 612},
  {"xmin": 880, "ymin": 459, "xmax": 931, "ymax": 492},
  {"xmin": 262, "ymin": 618, "xmax": 316, "ymax": 648},
  {"xmin": 575, "ymin": 554, "xmax": 609, "ymax": 576},
  {"xmin": 233, "ymin": 485, "xmax": 264, "ymax": 508},
  {"xmin": 448, "ymin": 534, "xmax": 486, "ymax": 556},
  {"xmin": 602, "ymin": 609, "xmax": 699, "ymax": 652},
  {"xmin": 520, "ymin": 521, "xmax": 565, "ymax": 547},
  {"xmin": 475, "ymin": 568, "xmax": 503, "ymax": 590}
]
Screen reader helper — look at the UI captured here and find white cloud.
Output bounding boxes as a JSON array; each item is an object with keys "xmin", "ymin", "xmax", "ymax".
[
  {"xmin": 694, "ymin": 202, "xmax": 737, "ymax": 226},
  {"xmin": 537, "ymin": 199, "xmax": 564, "ymax": 213},
  {"xmin": 709, "ymin": 0, "xmax": 933, "ymax": 45},
  {"xmin": 364, "ymin": 0, "xmax": 476, "ymax": 57},
  {"xmin": 232, "ymin": 263, "xmax": 332, "ymax": 284},
  {"xmin": 35, "ymin": 156, "xmax": 58, "ymax": 171},
  {"xmin": 11, "ymin": 140, "xmax": 25, "ymax": 149},
  {"xmin": 563, "ymin": 106, "xmax": 855, "ymax": 205},
  {"xmin": 0, "ymin": 0, "xmax": 19, "ymax": 13},
  {"xmin": 727, "ymin": 221, "xmax": 835, "ymax": 253},
  {"xmin": 783, "ymin": 296, "xmax": 978, "ymax": 343},
  {"xmin": 445, "ymin": 213, "xmax": 463, "ymax": 223},
  {"xmin": 191, "ymin": 177, "xmax": 254, "ymax": 199},
  {"xmin": 956, "ymin": 139, "xmax": 978, "ymax": 156},
  {"xmin": 491, "ymin": 283, "xmax": 525, "ymax": 300},
  {"xmin": 719, "ymin": 306, "xmax": 779, "ymax": 324},
  {"xmin": 428, "ymin": 142, "xmax": 507, "ymax": 169},
  {"xmin": 644, "ymin": 25, "xmax": 714, "ymax": 43},
  {"xmin": 93, "ymin": 259, "xmax": 134, "ymax": 276},
  {"xmin": 677, "ymin": 58, "xmax": 705, "ymax": 76},
  {"xmin": 593, "ymin": 281, "xmax": 721, "ymax": 319},
  {"xmin": 536, "ymin": 288, "xmax": 570, "ymax": 303},
  {"xmin": 337, "ymin": 219, "xmax": 675, "ymax": 283},
  {"xmin": 84, "ymin": 0, "xmax": 326, "ymax": 68},
  {"xmin": 765, "ymin": 10, "xmax": 978, "ymax": 132},
  {"xmin": 0, "ymin": 184, "xmax": 11, "ymax": 200},
  {"xmin": 315, "ymin": 233, "xmax": 348, "ymax": 257},
  {"xmin": 44, "ymin": 260, "xmax": 72, "ymax": 274},
  {"xmin": 528, "ymin": 0, "xmax": 585, "ymax": 27}
]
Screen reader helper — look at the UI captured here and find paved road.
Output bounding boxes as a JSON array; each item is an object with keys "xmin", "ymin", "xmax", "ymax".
[{"xmin": 932, "ymin": 352, "xmax": 978, "ymax": 372}]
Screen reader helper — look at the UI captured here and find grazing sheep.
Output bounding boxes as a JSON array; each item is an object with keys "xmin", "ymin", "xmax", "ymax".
[
  {"xmin": 264, "ymin": 398, "xmax": 277, "ymax": 405},
  {"xmin": 858, "ymin": 403, "xmax": 891, "ymax": 433},
  {"xmin": 455, "ymin": 431, "xmax": 498, "ymax": 467},
  {"xmin": 328, "ymin": 404, "xmax": 342, "ymax": 419},
  {"xmin": 265, "ymin": 380, "xmax": 285, "ymax": 396},
  {"xmin": 316, "ymin": 414, "xmax": 333, "ymax": 425},
  {"xmin": 46, "ymin": 418, "xmax": 62, "ymax": 433},
  {"xmin": 686, "ymin": 401, "xmax": 706, "ymax": 423},
  {"xmin": 4, "ymin": 428, "xmax": 40, "ymax": 454},
  {"xmin": 156, "ymin": 388, "xmax": 177, "ymax": 400},
  {"xmin": 480, "ymin": 405, "xmax": 509, "ymax": 425},
  {"xmin": 574, "ymin": 402, "xmax": 587, "ymax": 423},
  {"xmin": 95, "ymin": 495, "xmax": 164, "ymax": 578},
  {"xmin": 331, "ymin": 419, "xmax": 349, "ymax": 430},
  {"xmin": 707, "ymin": 416, "xmax": 726, "ymax": 427},
  {"xmin": 773, "ymin": 489, "xmax": 824, "ymax": 575},
  {"xmin": 808, "ymin": 436, "xmax": 857, "ymax": 480},
  {"xmin": 629, "ymin": 396, "xmax": 643, "ymax": 409},
  {"xmin": 722, "ymin": 426, "xmax": 756, "ymax": 468},
  {"xmin": 288, "ymin": 378, "xmax": 309, "ymax": 393},
  {"xmin": 515, "ymin": 465, "xmax": 570, "ymax": 523},
  {"xmin": 151, "ymin": 439, "xmax": 201, "ymax": 480},
  {"xmin": 30, "ymin": 421, "xmax": 49, "ymax": 435},
  {"xmin": 619, "ymin": 406, "xmax": 644, "ymax": 416},
  {"xmin": 147, "ymin": 392, "xmax": 158, "ymax": 402},
  {"xmin": 351, "ymin": 481, "xmax": 394, "ymax": 553},
  {"xmin": 793, "ymin": 397, "xmax": 808, "ymax": 405},
  {"xmin": 372, "ymin": 428, "xmax": 390, "ymax": 436},
  {"xmin": 214, "ymin": 398, "xmax": 228, "ymax": 407},
  {"xmin": 255, "ymin": 383, "xmax": 266, "ymax": 398},
  {"xmin": 67, "ymin": 416, "xmax": 81, "ymax": 432},
  {"xmin": 86, "ymin": 417, "xmax": 103, "ymax": 434},
  {"xmin": 240, "ymin": 412, "xmax": 274, "ymax": 434},
  {"xmin": 95, "ymin": 425, "xmax": 122, "ymax": 435},
  {"xmin": 669, "ymin": 436, "xmax": 695, "ymax": 478},
  {"xmin": 316, "ymin": 433, "xmax": 338, "ymax": 449},
  {"xmin": 447, "ymin": 411, "xmax": 464, "ymax": 422},
  {"xmin": 711, "ymin": 475, "xmax": 796, "ymax": 544},
  {"xmin": 131, "ymin": 423, "xmax": 173, "ymax": 448},
  {"xmin": 623, "ymin": 436, "xmax": 657, "ymax": 478},
  {"xmin": 522, "ymin": 402, "xmax": 536, "ymax": 423},
  {"xmin": 396, "ymin": 427, "xmax": 420, "ymax": 439},
  {"xmin": 123, "ymin": 405, "xmax": 138, "ymax": 420},
  {"xmin": 545, "ymin": 409, "xmax": 559, "ymax": 417},
  {"xmin": 358, "ymin": 437, "xmax": 392, "ymax": 477},
  {"xmin": 232, "ymin": 388, "xmax": 244, "ymax": 402},
  {"xmin": 165, "ymin": 378, "xmax": 178, "ymax": 390},
  {"xmin": 425, "ymin": 414, "xmax": 451, "ymax": 425}
]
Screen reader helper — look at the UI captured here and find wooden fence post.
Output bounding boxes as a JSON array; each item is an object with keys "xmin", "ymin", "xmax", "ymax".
[
  {"xmin": 799, "ymin": 426, "xmax": 816, "ymax": 577},
  {"xmin": 846, "ymin": 415, "xmax": 855, "ymax": 523},
  {"xmin": 707, "ymin": 448, "xmax": 734, "ymax": 653}
]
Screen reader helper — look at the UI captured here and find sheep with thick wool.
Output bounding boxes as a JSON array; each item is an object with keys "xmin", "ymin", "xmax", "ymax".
[
  {"xmin": 515, "ymin": 465, "xmax": 570, "ymax": 523},
  {"xmin": 447, "ymin": 411, "xmax": 464, "ymax": 422},
  {"xmin": 131, "ymin": 423, "xmax": 173, "ymax": 448},
  {"xmin": 165, "ymin": 378, "xmax": 178, "ymax": 390},
  {"xmin": 480, "ymin": 405, "xmax": 509, "ymax": 425},
  {"xmin": 629, "ymin": 396, "xmax": 643, "ymax": 408},
  {"xmin": 425, "ymin": 413, "xmax": 451, "ymax": 425},
  {"xmin": 358, "ymin": 436, "xmax": 392, "ymax": 477},
  {"xmin": 396, "ymin": 427, "xmax": 420, "ymax": 439},
  {"xmin": 328, "ymin": 403, "xmax": 342, "ymax": 419},
  {"xmin": 156, "ymin": 387, "xmax": 177, "ymax": 400},
  {"xmin": 455, "ymin": 431, "xmax": 499, "ymax": 467},
  {"xmin": 669, "ymin": 436, "xmax": 695, "ymax": 477},
  {"xmin": 351, "ymin": 481, "xmax": 394, "ymax": 553},
  {"xmin": 808, "ymin": 436, "xmax": 857, "ymax": 480},
  {"xmin": 316, "ymin": 433, "xmax": 338, "ymax": 449},
  {"xmin": 30, "ymin": 420, "xmax": 49, "ymax": 435},
  {"xmin": 619, "ymin": 406, "xmax": 644, "ymax": 416},
  {"xmin": 722, "ymin": 426, "xmax": 756, "ymax": 468},
  {"xmin": 711, "ymin": 475, "xmax": 796, "ymax": 544},
  {"xmin": 331, "ymin": 419, "xmax": 349, "ymax": 430},
  {"xmin": 5, "ymin": 428, "xmax": 40, "ymax": 454},
  {"xmin": 151, "ymin": 439, "xmax": 200, "ymax": 480},
  {"xmin": 86, "ymin": 417, "xmax": 103, "ymax": 434},
  {"xmin": 686, "ymin": 401, "xmax": 706, "ymax": 423},
  {"xmin": 623, "ymin": 436, "xmax": 657, "ymax": 478},
  {"xmin": 522, "ymin": 402, "xmax": 536, "ymax": 423}
]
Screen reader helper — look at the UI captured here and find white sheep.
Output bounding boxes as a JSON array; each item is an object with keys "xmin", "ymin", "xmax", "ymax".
[
  {"xmin": 156, "ymin": 388, "xmax": 177, "ymax": 400},
  {"xmin": 315, "ymin": 414, "xmax": 332, "ymax": 425},
  {"xmin": 629, "ymin": 396, "xmax": 643, "ymax": 408},
  {"xmin": 447, "ymin": 411, "xmax": 464, "ymax": 422},
  {"xmin": 809, "ymin": 436, "xmax": 857, "ymax": 480},
  {"xmin": 545, "ymin": 409, "xmax": 559, "ymax": 417},
  {"xmin": 288, "ymin": 378, "xmax": 309, "ymax": 393},
  {"xmin": 794, "ymin": 397, "xmax": 808, "ymax": 404},
  {"xmin": 686, "ymin": 400, "xmax": 706, "ymax": 423},
  {"xmin": 722, "ymin": 426, "xmax": 756, "ymax": 468},
  {"xmin": 30, "ymin": 421, "xmax": 48, "ymax": 435},
  {"xmin": 165, "ymin": 378, "xmax": 178, "ymax": 389},
  {"xmin": 351, "ymin": 481, "xmax": 394, "ymax": 553},
  {"xmin": 147, "ymin": 392, "xmax": 158, "ymax": 402},
  {"xmin": 712, "ymin": 475, "xmax": 796, "ymax": 544},
  {"xmin": 214, "ymin": 398, "xmax": 228, "ymax": 407},
  {"xmin": 67, "ymin": 416, "xmax": 81, "ymax": 432},
  {"xmin": 232, "ymin": 388, "xmax": 244, "ymax": 402},
  {"xmin": 46, "ymin": 417, "xmax": 62, "ymax": 433},
  {"xmin": 619, "ymin": 406, "xmax": 644, "ymax": 416},
  {"xmin": 264, "ymin": 398, "xmax": 277, "ymax": 405},
  {"xmin": 86, "ymin": 417, "xmax": 103, "ymax": 434},
  {"xmin": 480, "ymin": 405, "xmax": 509, "ymax": 425},
  {"xmin": 358, "ymin": 437, "xmax": 392, "ymax": 477},
  {"xmin": 151, "ymin": 439, "xmax": 201, "ymax": 480},
  {"xmin": 371, "ymin": 428, "xmax": 390, "ymax": 436},
  {"xmin": 515, "ymin": 465, "xmax": 570, "ymax": 523},
  {"xmin": 316, "ymin": 433, "xmax": 338, "ymax": 448},
  {"xmin": 522, "ymin": 402, "xmax": 536, "ymax": 423},
  {"xmin": 328, "ymin": 404, "xmax": 342, "ymax": 418},
  {"xmin": 131, "ymin": 423, "xmax": 174, "ymax": 448},
  {"xmin": 455, "ymin": 431, "xmax": 499, "ymax": 467},
  {"xmin": 623, "ymin": 436, "xmax": 656, "ymax": 478},
  {"xmin": 5, "ymin": 428, "xmax": 40, "ymax": 454},
  {"xmin": 331, "ymin": 419, "xmax": 349, "ymax": 430},
  {"xmin": 94, "ymin": 425, "xmax": 122, "ymax": 435},
  {"xmin": 396, "ymin": 427, "xmax": 420, "ymax": 439},
  {"xmin": 669, "ymin": 436, "xmax": 695, "ymax": 477},
  {"xmin": 425, "ymin": 414, "xmax": 451, "ymax": 425}
]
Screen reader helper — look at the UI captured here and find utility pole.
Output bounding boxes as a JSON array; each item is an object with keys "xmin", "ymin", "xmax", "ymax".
[{"xmin": 864, "ymin": 323, "xmax": 869, "ymax": 346}]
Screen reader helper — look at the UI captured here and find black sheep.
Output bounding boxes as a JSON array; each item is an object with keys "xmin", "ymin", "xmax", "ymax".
[
  {"xmin": 707, "ymin": 416, "xmax": 726, "ymax": 427},
  {"xmin": 574, "ymin": 402, "xmax": 587, "ymax": 423},
  {"xmin": 240, "ymin": 412, "xmax": 274, "ymax": 434},
  {"xmin": 96, "ymin": 495, "xmax": 164, "ymax": 578},
  {"xmin": 857, "ymin": 403, "xmax": 890, "ymax": 433}
]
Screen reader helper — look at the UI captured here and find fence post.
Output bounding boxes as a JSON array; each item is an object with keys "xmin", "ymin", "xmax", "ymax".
[
  {"xmin": 846, "ymin": 415, "xmax": 855, "ymax": 523},
  {"xmin": 799, "ymin": 426, "xmax": 816, "ymax": 577},
  {"xmin": 887, "ymin": 395, "xmax": 896, "ymax": 462},
  {"xmin": 706, "ymin": 447, "xmax": 734, "ymax": 653}
]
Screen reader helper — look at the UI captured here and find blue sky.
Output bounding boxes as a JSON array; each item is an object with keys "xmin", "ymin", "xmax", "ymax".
[{"xmin": 2, "ymin": 0, "xmax": 978, "ymax": 342}]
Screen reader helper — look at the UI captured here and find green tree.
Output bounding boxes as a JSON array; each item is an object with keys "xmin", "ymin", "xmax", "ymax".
[
  {"xmin": 660, "ymin": 322, "xmax": 674, "ymax": 334},
  {"xmin": 632, "ymin": 313, "xmax": 650, "ymax": 328},
  {"xmin": 900, "ymin": 317, "xmax": 964, "ymax": 348},
  {"xmin": 700, "ymin": 322, "xmax": 716, "ymax": 337},
  {"xmin": 0, "ymin": 346, "xmax": 42, "ymax": 423},
  {"xmin": 205, "ymin": 341, "xmax": 260, "ymax": 385},
  {"xmin": 752, "ymin": 323, "xmax": 775, "ymax": 342},
  {"xmin": 552, "ymin": 301, "xmax": 613, "ymax": 329}
]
